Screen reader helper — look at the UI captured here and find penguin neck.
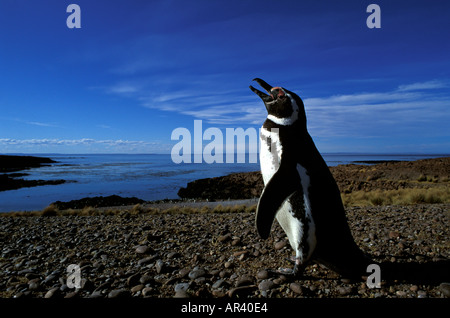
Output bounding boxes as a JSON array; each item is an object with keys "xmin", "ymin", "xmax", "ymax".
[{"xmin": 263, "ymin": 118, "xmax": 307, "ymax": 135}]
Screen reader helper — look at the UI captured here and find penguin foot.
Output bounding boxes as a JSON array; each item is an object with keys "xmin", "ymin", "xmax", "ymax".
[{"xmin": 266, "ymin": 263, "xmax": 303, "ymax": 280}]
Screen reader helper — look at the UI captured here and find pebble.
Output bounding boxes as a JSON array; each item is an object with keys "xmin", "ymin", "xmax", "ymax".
[
  {"xmin": 137, "ymin": 255, "xmax": 157, "ymax": 266},
  {"xmin": 64, "ymin": 291, "xmax": 78, "ymax": 298},
  {"xmin": 289, "ymin": 282, "xmax": 302, "ymax": 295},
  {"xmin": 139, "ymin": 275, "xmax": 153, "ymax": 285},
  {"xmin": 439, "ymin": 283, "xmax": 450, "ymax": 297},
  {"xmin": 231, "ymin": 238, "xmax": 241, "ymax": 246},
  {"xmin": 108, "ymin": 288, "xmax": 130, "ymax": 298},
  {"xmin": 388, "ymin": 231, "xmax": 400, "ymax": 239},
  {"xmin": 396, "ymin": 290, "xmax": 407, "ymax": 297},
  {"xmin": 135, "ymin": 245, "xmax": 151, "ymax": 254},
  {"xmin": 142, "ymin": 287, "xmax": 153, "ymax": 297},
  {"xmin": 218, "ymin": 233, "xmax": 232, "ymax": 242},
  {"xmin": 227, "ymin": 285, "xmax": 257, "ymax": 298},
  {"xmin": 188, "ymin": 268, "xmax": 206, "ymax": 280},
  {"xmin": 167, "ymin": 251, "xmax": 181, "ymax": 259},
  {"xmin": 236, "ymin": 276, "xmax": 253, "ymax": 287},
  {"xmin": 155, "ymin": 259, "xmax": 164, "ymax": 274},
  {"xmin": 258, "ymin": 280, "xmax": 274, "ymax": 291},
  {"xmin": 175, "ymin": 283, "xmax": 190, "ymax": 293},
  {"xmin": 174, "ymin": 283, "xmax": 190, "ymax": 298},
  {"xmin": 131, "ymin": 285, "xmax": 144, "ymax": 293},
  {"xmin": 88, "ymin": 290, "xmax": 103, "ymax": 298},
  {"xmin": 178, "ymin": 268, "xmax": 190, "ymax": 278},
  {"xmin": 174, "ymin": 290, "xmax": 189, "ymax": 298},
  {"xmin": 256, "ymin": 270, "xmax": 269, "ymax": 280},
  {"xmin": 337, "ymin": 286, "xmax": 353, "ymax": 296},
  {"xmin": 44, "ymin": 287, "xmax": 60, "ymax": 298},
  {"xmin": 127, "ymin": 273, "xmax": 140, "ymax": 286},
  {"xmin": 417, "ymin": 290, "xmax": 427, "ymax": 298},
  {"xmin": 212, "ymin": 279, "xmax": 225, "ymax": 289},
  {"xmin": 274, "ymin": 241, "xmax": 287, "ymax": 250}
]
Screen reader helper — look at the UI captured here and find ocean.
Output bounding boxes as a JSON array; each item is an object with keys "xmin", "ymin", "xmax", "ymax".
[{"xmin": 0, "ymin": 153, "xmax": 447, "ymax": 212}]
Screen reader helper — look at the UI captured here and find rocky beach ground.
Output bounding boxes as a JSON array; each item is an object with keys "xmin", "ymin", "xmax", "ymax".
[
  {"xmin": 0, "ymin": 203, "xmax": 449, "ymax": 300},
  {"xmin": 0, "ymin": 157, "xmax": 449, "ymax": 300}
]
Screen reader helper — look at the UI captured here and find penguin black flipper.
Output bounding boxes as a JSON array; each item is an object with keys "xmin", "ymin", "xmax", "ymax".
[{"xmin": 256, "ymin": 158, "xmax": 301, "ymax": 239}]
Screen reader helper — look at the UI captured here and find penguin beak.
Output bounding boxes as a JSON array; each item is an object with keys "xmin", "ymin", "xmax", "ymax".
[
  {"xmin": 250, "ymin": 78, "xmax": 287, "ymax": 111},
  {"xmin": 249, "ymin": 78, "xmax": 274, "ymax": 105}
]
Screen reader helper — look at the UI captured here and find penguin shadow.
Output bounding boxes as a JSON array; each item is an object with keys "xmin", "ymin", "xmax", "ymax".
[{"xmin": 379, "ymin": 259, "xmax": 450, "ymax": 285}]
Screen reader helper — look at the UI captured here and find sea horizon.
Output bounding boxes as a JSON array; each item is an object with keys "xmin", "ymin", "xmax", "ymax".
[{"xmin": 0, "ymin": 152, "xmax": 448, "ymax": 212}]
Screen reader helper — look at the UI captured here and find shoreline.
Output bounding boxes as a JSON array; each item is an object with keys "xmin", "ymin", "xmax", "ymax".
[
  {"xmin": 0, "ymin": 155, "xmax": 67, "ymax": 192},
  {"xmin": 0, "ymin": 155, "xmax": 449, "ymax": 213}
]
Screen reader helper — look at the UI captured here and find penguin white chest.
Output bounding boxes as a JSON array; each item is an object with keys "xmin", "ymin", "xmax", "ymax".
[
  {"xmin": 259, "ymin": 127, "xmax": 282, "ymax": 185},
  {"xmin": 259, "ymin": 126, "xmax": 316, "ymax": 262}
]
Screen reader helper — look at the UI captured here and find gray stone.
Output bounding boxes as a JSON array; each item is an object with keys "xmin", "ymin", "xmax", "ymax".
[
  {"xmin": 274, "ymin": 240, "xmax": 287, "ymax": 250},
  {"xmin": 174, "ymin": 290, "xmax": 189, "ymax": 298},
  {"xmin": 212, "ymin": 279, "xmax": 225, "ymax": 289},
  {"xmin": 439, "ymin": 283, "xmax": 450, "ymax": 297},
  {"xmin": 139, "ymin": 275, "xmax": 153, "ymax": 285},
  {"xmin": 258, "ymin": 280, "xmax": 274, "ymax": 291},
  {"xmin": 175, "ymin": 283, "xmax": 190, "ymax": 293},
  {"xmin": 290, "ymin": 282, "xmax": 303, "ymax": 295},
  {"xmin": 338, "ymin": 286, "xmax": 353, "ymax": 296},
  {"xmin": 131, "ymin": 285, "xmax": 144, "ymax": 293},
  {"xmin": 236, "ymin": 276, "xmax": 253, "ymax": 287},
  {"xmin": 44, "ymin": 287, "xmax": 60, "ymax": 298},
  {"xmin": 188, "ymin": 268, "xmax": 206, "ymax": 280},
  {"xmin": 135, "ymin": 245, "xmax": 151, "ymax": 254},
  {"xmin": 137, "ymin": 255, "xmax": 157, "ymax": 266},
  {"xmin": 155, "ymin": 259, "xmax": 164, "ymax": 274},
  {"xmin": 107, "ymin": 288, "xmax": 130, "ymax": 298},
  {"xmin": 256, "ymin": 270, "xmax": 269, "ymax": 280}
]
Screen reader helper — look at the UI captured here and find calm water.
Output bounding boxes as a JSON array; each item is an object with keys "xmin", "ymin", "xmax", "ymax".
[{"xmin": 0, "ymin": 153, "xmax": 447, "ymax": 212}]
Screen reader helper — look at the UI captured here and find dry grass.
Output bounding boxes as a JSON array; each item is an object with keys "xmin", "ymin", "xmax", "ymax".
[
  {"xmin": 2, "ymin": 186, "xmax": 448, "ymax": 217},
  {"xmin": 341, "ymin": 187, "xmax": 450, "ymax": 207}
]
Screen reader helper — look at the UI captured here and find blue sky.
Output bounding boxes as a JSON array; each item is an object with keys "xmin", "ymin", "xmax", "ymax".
[{"xmin": 0, "ymin": 0, "xmax": 449, "ymax": 154}]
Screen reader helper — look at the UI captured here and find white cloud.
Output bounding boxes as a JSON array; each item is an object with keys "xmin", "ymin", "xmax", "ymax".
[
  {"xmin": 397, "ymin": 80, "xmax": 448, "ymax": 92},
  {"xmin": 0, "ymin": 138, "xmax": 172, "ymax": 153},
  {"xmin": 107, "ymin": 83, "xmax": 141, "ymax": 94},
  {"xmin": 1, "ymin": 117, "xmax": 59, "ymax": 128}
]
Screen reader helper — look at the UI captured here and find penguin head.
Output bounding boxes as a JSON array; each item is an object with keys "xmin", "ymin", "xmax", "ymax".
[{"xmin": 250, "ymin": 78, "xmax": 306, "ymax": 127}]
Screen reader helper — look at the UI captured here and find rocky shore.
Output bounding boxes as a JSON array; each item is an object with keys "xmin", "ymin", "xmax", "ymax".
[
  {"xmin": 0, "ymin": 203, "xmax": 448, "ymax": 299},
  {"xmin": 178, "ymin": 157, "xmax": 450, "ymax": 200},
  {"xmin": 0, "ymin": 155, "xmax": 66, "ymax": 191}
]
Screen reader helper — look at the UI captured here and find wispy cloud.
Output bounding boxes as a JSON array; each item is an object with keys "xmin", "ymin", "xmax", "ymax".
[
  {"xmin": 1, "ymin": 117, "xmax": 60, "ymax": 128},
  {"xmin": 397, "ymin": 80, "xmax": 448, "ymax": 92},
  {"xmin": 107, "ymin": 83, "xmax": 141, "ymax": 95},
  {"xmin": 303, "ymin": 80, "xmax": 450, "ymax": 138},
  {"xmin": 103, "ymin": 78, "xmax": 450, "ymax": 138},
  {"xmin": 0, "ymin": 138, "xmax": 172, "ymax": 153},
  {"xmin": 0, "ymin": 138, "xmax": 144, "ymax": 146}
]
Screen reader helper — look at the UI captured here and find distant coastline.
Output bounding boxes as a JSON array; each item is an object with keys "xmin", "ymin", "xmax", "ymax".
[{"xmin": 0, "ymin": 155, "xmax": 67, "ymax": 191}]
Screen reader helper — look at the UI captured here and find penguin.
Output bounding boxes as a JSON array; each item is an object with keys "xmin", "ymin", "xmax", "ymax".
[{"xmin": 249, "ymin": 78, "xmax": 372, "ymax": 279}]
